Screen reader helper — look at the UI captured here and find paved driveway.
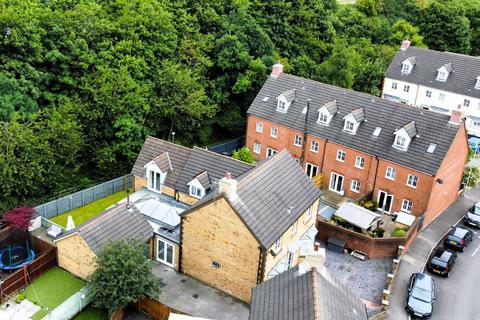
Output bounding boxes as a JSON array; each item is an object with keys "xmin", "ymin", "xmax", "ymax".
[{"xmin": 387, "ymin": 187, "xmax": 480, "ymax": 320}]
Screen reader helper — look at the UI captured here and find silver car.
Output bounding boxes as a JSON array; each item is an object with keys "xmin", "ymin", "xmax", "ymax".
[{"xmin": 464, "ymin": 201, "xmax": 480, "ymax": 228}]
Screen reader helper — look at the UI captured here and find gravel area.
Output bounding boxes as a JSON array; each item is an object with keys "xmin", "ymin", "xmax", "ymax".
[{"xmin": 322, "ymin": 242, "xmax": 392, "ymax": 305}]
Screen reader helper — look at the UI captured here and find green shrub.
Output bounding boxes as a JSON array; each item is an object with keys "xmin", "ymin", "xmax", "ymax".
[
  {"xmin": 367, "ymin": 227, "xmax": 385, "ymax": 238},
  {"xmin": 15, "ymin": 291, "xmax": 26, "ymax": 304},
  {"xmin": 359, "ymin": 199, "xmax": 379, "ymax": 212},
  {"xmin": 392, "ymin": 228, "xmax": 407, "ymax": 237}
]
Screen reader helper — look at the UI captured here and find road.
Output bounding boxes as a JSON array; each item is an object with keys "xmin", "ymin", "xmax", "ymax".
[{"xmin": 387, "ymin": 186, "xmax": 480, "ymax": 320}]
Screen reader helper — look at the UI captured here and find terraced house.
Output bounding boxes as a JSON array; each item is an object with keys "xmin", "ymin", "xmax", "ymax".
[
  {"xmin": 180, "ymin": 151, "xmax": 321, "ymax": 303},
  {"xmin": 246, "ymin": 63, "xmax": 468, "ymax": 228},
  {"xmin": 383, "ymin": 40, "xmax": 480, "ymax": 137}
]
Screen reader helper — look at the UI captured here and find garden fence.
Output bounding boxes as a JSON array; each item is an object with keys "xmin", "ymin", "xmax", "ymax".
[
  {"xmin": 207, "ymin": 136, "xmax": 245, "ymax": 155},
  {"xmin": 34, "ymin": 174, "xmax": 133, "ymax": 219},
  {"xmin": 41, "ymin": 284, "xmax": 92, "ymax": 320}
]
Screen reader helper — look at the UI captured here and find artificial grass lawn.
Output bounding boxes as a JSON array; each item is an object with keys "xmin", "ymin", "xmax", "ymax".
[
  {"xmin": 74, "ymin": 305, "xmax": 108, "ymax": 320},
  {"xmin": 24, "ymin": 267, "xmax": 86, "ymax": 320},
  {"xmin": 50, "ymin": 189, "xmax": 131, "ymax": 227}
]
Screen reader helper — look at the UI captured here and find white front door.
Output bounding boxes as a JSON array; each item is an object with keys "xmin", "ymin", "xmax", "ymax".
[
  {"xmin": 157, "ymin": 238, "xmax": 174, "ymax": 267},
  {"xmin": 378, "ymin": 190, "xmax": 394, "ymax": 213},
  {"xmin": 329, "ymin": 172, "xmax": 344, "ymax": 193}
]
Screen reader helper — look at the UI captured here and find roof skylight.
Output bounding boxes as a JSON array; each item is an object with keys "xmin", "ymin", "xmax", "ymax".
[{"xmin": 372, "ymin": 127, "xmax": 382, "ymax": 136}]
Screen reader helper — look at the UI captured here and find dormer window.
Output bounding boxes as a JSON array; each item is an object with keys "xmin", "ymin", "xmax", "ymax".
[
  {"xmin": 344, "ymin": 120, "xmax": 355, "ymax": 132},
  {"xmin": 401, "ymin": 63, "xmax": 410, "ymax": 74},
  {"xmin": 475, "ymin": 76, "xmax": 480, "ymax": 90},
  {"xmin": 144, "ymin": 152, "xmax": 171, "ymax": 193},
  {"xmin": 342, "ymin": 108, "xmax": 364, "ymax": 135},
  {"xmin": 393, "ymin": 121, "xmax": 417, "ymax": 151},
  {"xmin": 401, "ymin": 57, "xmax": 415, "ymax": 75},
  {"xmin": 187, "ymin": 171, "xmax": 211, "ymax": 199},
  {"xmin": 276, "ymin": 89, "xmax": 295, "ymax": 113},
  {"xmin": 189, "ymin": 185, "xmax": 204, "ymax": 198},
  {"xmin": 436, "ymin": 64, "xmax": 452, "ymax": 82},
  {"xmin": 317, "ymin": 100, "xmax": 337, "ymax": 126}
]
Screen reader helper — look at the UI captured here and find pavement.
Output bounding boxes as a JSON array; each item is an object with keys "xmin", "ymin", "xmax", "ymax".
[
  {"xmin": 0, "ymin": 298, "xmax": 40, "ymax": 320},
  {"xmin": 152, "ymin": 263, "xmax": 249, "ymax": 320},
  {"xmin": 387, "ymin": 186, "xmax": 480, "ymax": 320}
]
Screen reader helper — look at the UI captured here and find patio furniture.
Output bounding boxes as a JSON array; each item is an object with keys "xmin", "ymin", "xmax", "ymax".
[
  {"xmin": 47, "ymin": 224, "xmax": 63, "ymax": 238},
  {"xmin": 327, "ymin": 237, "xmax": 345, "ymax": 253}
]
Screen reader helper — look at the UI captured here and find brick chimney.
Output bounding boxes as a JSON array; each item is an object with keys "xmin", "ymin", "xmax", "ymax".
[
  {"xmin": 271, "ymin": 62, "xmax": 284, "ymax": 78},
  {"xmin": 400, "ymin": 40, "xmax": 411, "ymax": 51},
  {"xmin": 449, "ymin": 109, "xmax": 464, "ymax": 124},
  {"xmin": 218, "ymin": 172, "xmax": 238, "ymax": 201}
]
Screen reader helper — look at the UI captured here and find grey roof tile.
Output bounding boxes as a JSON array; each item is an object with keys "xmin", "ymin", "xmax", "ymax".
[
  {"xmin": 403, "ymin": 121, "xmax": 418, "ymax": 138},
  {"xmin": 247, "ymin": 73, "xmax": 462, "ymax": 175},
  {"xmin": 282, "ymin": 89, "xmax": 296, "ymax": 102},
  {"xmin": 351, "ymin": 108, "xmax": 365, "ymax": 122},
  {"xmin": 250, "ymin": 266, "xmax": 367, "ymax": 320},
  {"xmin": 322, "ymin": 100, "xmax": 338, "ymax": 114},
  {"xmin": 194, "ymin": 171, "xmax": 211, "ymax": 190},
  {"xmin": 184, "ymin": 151, "xmax": 321, "ymax": 248},
  {"xmin": 385, "ymin": 46, "xmax": 480, "ymax": 99},
  {"xmin": 76, "ymin": 205, "xmax": 153, "ymax": 254},
  {"xmin": 131, "ymin": 136, "xmax": 254, "ymax": 194},
  {"xmin": 152, "ymin": 152, "xmax": 172, "ymax": 172}
]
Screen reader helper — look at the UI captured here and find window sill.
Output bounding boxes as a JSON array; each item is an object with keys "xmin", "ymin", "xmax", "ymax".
[
  {"xmin": 385, "ymin": 177, "xmax": 395, "ymax": 181},
  {"xmin": 351, "ymin": 189, "xmax": 360, "ymax": 193},
  {"xmin": 311, "ymin": 150, "xmax": 318, "ymax": 153},
  {"xmin": 303, "ymin": 216, "xmax": 314, "ymax": 225},
  {"xmin": 406, "ymin": 184, "xmax": 417, "ymax": 189},
  {"xmin": 336, "ymin": 159, "xmax": 345, "ymax": 163},
  {"xmin": 354, "ymin": 166, "xmax": 364, "ymax": 170}
]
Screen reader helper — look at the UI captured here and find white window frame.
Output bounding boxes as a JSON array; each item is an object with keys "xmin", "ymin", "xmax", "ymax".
[
  {"xmin": 318, "ymin": 112, "xmax": 328, "ymax": 124},
  {"xmin": 439, "ymin": 93, "xmax": 446, "ymax": 101},
  {"xmin": 253, "ymin": 143, "xmax": 261, "ymax": 154},
  {"xmin": 355, "ymin": 156, "xmax": 364, "ymax": 169},
  {"xmin": 277, "ymin": 100, "xmax": 286, "ymax": 112},
  {"xmin": 401, "ymin": 199, "xmax": 413, "ymax": 213},
  {"xmin": 310, "ymin": 140, "xmax": 319, "ymax": 153},
  {"xmin": 336, "ymin": 150, "xmax": 346, "ymax": 162},
  {"xmin": 391, "ymin": 82, "xmax": 397, "ymax": 90},
  {"xmin": 401, "ymin": 63, "xmax": 410, "ymax": 74},
  {"xmin": 291, "ymin": 220, "xmax": 298, "ymax": 235},
  {"xmin": 426, "ymin": 90, "xmax": 432, "ymax": 98},
  {"xmin": 270, "ymin": 127, "xmax": 278, "ymax": 138},
  {"xmin": 157, "ymin": 238, "xmax": 175, "ymax": 268},
  {"xmin": 395, "ymin": 135, "xmax": 407, "ymax": 149},
  {"xmin": 255, "ymin": 122, "xmax": 263, "ymax": 133},
  {"xmin": 294, "ymin": 135, "xmax": 302, "ymax": 147},
  {"xmin": 407, "ymin": 174, "xmax": 418, "ymax": 188},
  {"xmin": 437, "ymin": 70, "xmax": 447, "ymax": 82},
  {"xmin": 344, "ymin": 120, "xmax": 355, "ymax": 132},
  {"xmin": 273, "ymin": 236, "xmax": 282, "ymax": 252},
  {"xmin": 385, "ymin": 167, "xmax": 396, "ymax": 180},
  {"xmin": 351, "ymin": 180, "xmax": 360, "ymax": 193},
  {"xmin": 304, "ymin": 207, "xmax": 313, "ymax": 224},
  {"xmin": 305, "ymin": 163, "xmax": 318, "ymax": 178},
  {"xmin": 266, "ymin": 148, "xmax": 278, "ymax": 158},
  {"xmin": 147, "ymin": 169, "xmax": 163, "ymax": 193},
  {"xmin": 404, "ymin": 85, "xmax": 410, "ymax": 93}
]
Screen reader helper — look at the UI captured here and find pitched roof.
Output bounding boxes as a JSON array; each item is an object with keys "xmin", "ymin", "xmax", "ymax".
[
  {"xmin": 248, "ymin": 73, "xmax": 463, "ymax": 175},
  {"xmin": 249, "ymin": 266, "xmax": 367, "ymax": 320},
  {"xmin": 402, "ymin": 121, "xmax": 418, "ymax": 138},
  {"xmin": 184, "ymin": 151, "xmax": 321, "ymax": 248},
  {"xmin": 131, "ymin": 136, "xmax": 254, "ymax": 194},
  {"xmin": 152, "ymin": 152, "xmax": 172, "ymax": 172},
  {"xmin": 281, "ymin": 89, "xmax": 296, "ymax": 102},
  {"xmin": 321, "ymin": 100, "xmax": 338, "ymax": 114},
  {"xmin": 193, "ymin": 171, "xmax": 211, "ymax": 190},
  {"xmin": 61, "ymin": 204, "xmax": 153, "ymax": 254},
  {"xmin": 404, "ymin": 56, "xmax": 416, "ymax": 65},
  {"xmin": 350, "ymin": 108, "xmax": 365, "ymax": 122},
  {"xmin": 385, "ymin": 46, "xmax": 480, "ymax": 99}
]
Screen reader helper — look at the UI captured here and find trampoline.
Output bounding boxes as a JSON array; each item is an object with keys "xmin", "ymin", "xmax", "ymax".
[{"xmin": 0, "ymin": 243, "xmax": 35, "ymax": 270}]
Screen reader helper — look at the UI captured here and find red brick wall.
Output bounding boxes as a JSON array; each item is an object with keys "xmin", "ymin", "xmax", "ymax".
[
  {"xmin": 316, "ymin": 219, "xmax": 419, "ymax": 258},
  {"xmin": 424, "ymin": 122, "xmax": 468, "ymax": 226}
]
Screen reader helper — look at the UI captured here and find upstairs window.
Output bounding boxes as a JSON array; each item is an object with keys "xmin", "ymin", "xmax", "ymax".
[
  {"xmin": 336, "ymin": 150, "xmax": 346, "ymax": 162},
  {"xmin": 304, "ymin": 207, "xmax": 313, "ymax": 224},
  {"xmin": 426, "ymin": 90, "xmax": 432, "ymax": 98},
  {"xmin": 404, "ymin": 85, "xmax": 410, "ymax": 93},
  {"xmin": 344, "ymin": 120, "xmax": 355, "ymax": 132},
  {"xmin": 148, "ymin": 170, "xmax": 162, "ymax": 192},
  {"xmin": 253, "ymin": 143, "xmax": 261, "ymax": 154},
  {"xmin": 294, "ymin": 135, "xmax": 302, "ymax": 147},
  {"xmin": 355, "ymin": 156, "xmax": 365, "ymax": 169},
  {"xmin": 439, "ymin": 93, "xmax": 446, "ymax": 101},
  {"xmin": 318, "ymin": 112, "xmax": 328, "ymax": 124},
  {"xmin": 402, "ymin": 199, "xmax": 413, "ymax": 213},
  {"xmin": 273, "ymin": 237, "xmax": 282, "ymax": 252},
  {"xmin": 256, "ymin": 122, "xmax": 263, "ymax": 133},
  {"xmin": 407, "ymin": 174, "xmax": 419, "ymax": 188},
  {"xmin": 311, "ymin": 140, "xmax": 319, "ymax": 153},
  {"xmin": 437, "ymin": 70, "xmax": 447, "ymax": 82},
  {"xmin": 394, "ymin": 135, "xmax": 407, "ymax": 149},
  {"xmin": 270, "ymin": 127, "xmax": 278, "ymax": 138},
  {"xmin": 391, "ymin": 82, "xmax": 398, "ymax": 90},
  {"xmin": 291, "ymin": 220, "xmax": 298, "ymax": 235},
  {"xmin": 351, "ymin": 180, "xmax": 361, "ymax": 193},
  {"xmin": 401, "ymin": 63, "xmax": 411, "ymax": 74},
  {"xmin": 464, "ymin": 99, "xmax": 471, "ymax": 107},
  {"xmin": 385, "ymin": 167, "xmax": 396, "ymax": 180},
  {"xmin": 189, "ymin": 185, "xmax": 204, "ymax": 199}
]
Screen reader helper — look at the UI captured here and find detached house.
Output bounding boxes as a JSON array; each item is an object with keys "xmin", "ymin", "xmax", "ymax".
[
  {"xmin": 246, "ymin": 63, "xmax": 468, "ymax": 228},
  {"xmin": 130, "ymin": 136, "xmax": 254, "ymax": 270},
  {"xmin": 180, "ymin": 151, "xmax": 322, "ymax": 303},
  {"xmin": 383, "ymin": 40, "xmax": 480, "ymax": 136}
]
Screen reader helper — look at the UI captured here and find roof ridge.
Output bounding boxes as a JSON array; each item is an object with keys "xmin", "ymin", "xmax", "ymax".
[
  {"xmin": 192, "ymin": 146, "xmax": 255, "ymax": 167},
  {"xmin": 311, "ymin": 268, "xmax": 321, "ymax": 320},
  {"xmin": 237, "ymin": 150, "xmax": 288, "ymax": 185},
  {"xmin": 145, "ymin": 135, "xmax": 193, "ymax": 152},
  {"xmin": 79, "ymin": 204, "xmax": 129, "ymax": 232}
]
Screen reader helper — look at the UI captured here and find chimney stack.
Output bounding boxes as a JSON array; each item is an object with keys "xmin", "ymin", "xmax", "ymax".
[
  {"xmin": 449, "ymin": 109, "xmax": 464, "ymax": 124},
  {"xmin": 218, "ymin": 172, "xmax": 238, "ymax": 201},
  {"xmin": 271, "ymin": 62, "xmax": 284, "ymax": 78},
  {"xmin": 400, "ymin": 40, "xmax": 411, "ymax": 51}
]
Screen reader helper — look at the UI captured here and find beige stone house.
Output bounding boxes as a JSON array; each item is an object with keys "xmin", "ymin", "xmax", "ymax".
[
  {"xmin": 129, "ymin": 136, "xmax": 254, "ymax": 271},
  {"xmin": 55, "ymin": 204, "xmax": 153, "ymax": 279},
  {"xmin": 180, "ymin": 150, "xmax": 321, "ymax": 303}
]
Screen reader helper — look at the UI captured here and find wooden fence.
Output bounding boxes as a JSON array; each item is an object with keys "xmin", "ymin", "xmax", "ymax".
[{"xmin": 137, "ymin": 297, "xmax": 187, "ymax": 320}]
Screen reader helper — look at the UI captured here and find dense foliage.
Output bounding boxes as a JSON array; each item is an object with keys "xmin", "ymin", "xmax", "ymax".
[
  {"xmin": 2, "ymin": 206, "xmax": 35, "ymax": 230},
  {"xmin": 90, "ymin": 239, "xmax": 160, "ymax": 315},
  {"xmin": 0, "ymin": 0, "xmax": 478, "ymax": 210},
  {"xmin": 232, "ymin": 146, "xmax": 254, "ymax": 164}
]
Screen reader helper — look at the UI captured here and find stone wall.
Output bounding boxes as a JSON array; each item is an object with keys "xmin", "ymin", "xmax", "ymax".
[{"xmin": 56, "ymin": 233, "xmax": 97, "ymax": 279}]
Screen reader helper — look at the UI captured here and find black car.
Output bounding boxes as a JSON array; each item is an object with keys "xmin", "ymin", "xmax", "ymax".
[
  {"xmin": 443, "ymin": 226, "xmax": 475, "ymax": 251},
  {"xmin": 405, "ymin": 273, "xmax": 436, "ymax": 319},
  {"xmin": 426, "ymin": 248, "xmax": 457, "ymax": 277},
  {"xmin": 464, "ymin": 201, "xmax": 480, "ymax": 228}
]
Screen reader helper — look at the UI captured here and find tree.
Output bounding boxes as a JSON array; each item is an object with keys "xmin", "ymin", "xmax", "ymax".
[
  {"xmin": 90, "ymin": 239, "xmax": 160, "ymax": 315},
  {"xmin": 232, "ymin": 147, "xmax": 254, "ymax": 164},
  {"xmin": 418, "ymin": 1, "xmax": 471, "ymax": 53},
  {"xmin": 390, "ymin": 19, "xmax": 425, "ymax": 47},
  {"xmin": 2, "ymin": 206, "xmax": 35, "ymax": 230}
]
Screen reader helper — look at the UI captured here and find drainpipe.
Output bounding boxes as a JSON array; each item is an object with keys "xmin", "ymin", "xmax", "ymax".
[
  {"xmin": 300, "ymin": 99, "xmax": 311, "ymax": 166},
  {"xmin": 178, "ymin": 216, "xmax": 184, "ymax": 272},
  {"xmin": 256, "ymin": 247, "xmax": 267, "ymax": 284},
  {"xmin": 319, "ymin": 139, "xmax": 329, "ymax": 172},
  {"xmin": 371, "ymin": 156, "xmax": 380, "ymax": 198}
]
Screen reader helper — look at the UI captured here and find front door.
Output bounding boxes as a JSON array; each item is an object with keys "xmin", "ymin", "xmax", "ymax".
[
  {"xmin": 329, "ymin": 172, "xmax": 344, "ymax": 193},
  {"xmin": 378, "ymin": 190, "xmax": 394, "ymax": 213},
  {"xmin": 157, "ymin": 238, "xmax": 174, "ymax": 268},
  {"xmin": 306, "ymin": 163, "xmax": 318, "ymax": 178}
]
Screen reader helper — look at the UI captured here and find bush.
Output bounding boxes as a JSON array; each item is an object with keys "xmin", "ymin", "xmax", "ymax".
[
  {"xmin": 15, "ymin": 291, "xmax": 26, "ymax": 304},
  {"xmin": 392, "ymin": 228, "xmax": 407, "ymax": 237},
  {"xmin": 359, "ymin": 199, "xmax": 378, "ymax": 212},
  {"xmin": 367, "ymin": 228, "xmax": 385, "ymax": 238},
  {"xmin": 463, "ymin": 166, "xmax": 480, "ymax": 187},
  {"xmin": 232, "ymin": 147, "xmax": 254, "ymax": 164}
]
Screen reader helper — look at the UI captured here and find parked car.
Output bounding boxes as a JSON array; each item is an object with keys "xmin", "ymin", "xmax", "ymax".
[
  {"xmin": 426, "ymin": 248, "xmax": 457, "ymax": 277},
  {"xmin": 464, "ymin": 201, "xmax": 480, "ymax": 228},
  {"xmin": 443, "ymin": 226, "xmax": 475, "ymax": 252},
  {"xmin": 405, "ymin": 273, "xmax": 436, "ymax": 319}
]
